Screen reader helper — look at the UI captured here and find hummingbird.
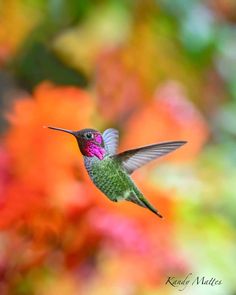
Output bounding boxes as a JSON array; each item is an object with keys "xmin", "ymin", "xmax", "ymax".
[{"xmin": 47, "ymin": 126, "xmax": 187, "ymax": 218}]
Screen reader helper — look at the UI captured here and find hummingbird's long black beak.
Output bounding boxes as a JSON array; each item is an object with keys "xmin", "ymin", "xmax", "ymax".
[{"xmin": 46, "ymin": 126, "xmax": 75, "ymax": 136}]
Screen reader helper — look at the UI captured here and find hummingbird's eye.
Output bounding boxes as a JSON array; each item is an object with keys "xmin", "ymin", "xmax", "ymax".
[{"xmin": 85, "ymin": 132, "xmax": 94, "ymax": 140}]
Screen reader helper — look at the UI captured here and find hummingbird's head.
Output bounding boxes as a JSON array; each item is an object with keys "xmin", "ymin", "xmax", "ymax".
[{"xmin": 47, "ymin": 126, "xmax": 106, "ymax": 160}]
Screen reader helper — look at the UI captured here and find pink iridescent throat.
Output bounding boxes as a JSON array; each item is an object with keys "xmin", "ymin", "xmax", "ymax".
[
  {"xmin": 83, "ymin": 142, "xmax": 105, "ymax": 160},
  {"xmin": 82, "ymin": 134, "xmax": 105, "ymax": 160}
]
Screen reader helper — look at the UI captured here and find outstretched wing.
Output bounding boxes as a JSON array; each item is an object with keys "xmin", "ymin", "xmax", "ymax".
[
  {"xmin": 103, "ymin": 128, "xmax": 119, "ymax": 155},
  {"xmin": 115, "ymin": 141, "xmax": 187, "ymax": 174}
]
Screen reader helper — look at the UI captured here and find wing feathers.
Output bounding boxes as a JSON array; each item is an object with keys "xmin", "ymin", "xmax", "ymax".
[
  {"xmin": 103, "ymin": 128, "xmax": 119, "ymax": 155},
  {"xmin": 115, "ymin": 141, "xmax": 187, "ymax": 174}
]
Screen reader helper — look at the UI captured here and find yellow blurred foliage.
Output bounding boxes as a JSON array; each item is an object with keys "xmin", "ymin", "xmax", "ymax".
[
  {"xmin": 53, "ymin": 3, "xmax": 131, "ymax": 74},
  {"xmin": 0, "ymin": 0, "xmax": 41, "ymax": 61}
]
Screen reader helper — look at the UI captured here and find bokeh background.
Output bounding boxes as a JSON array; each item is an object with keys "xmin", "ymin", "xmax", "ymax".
[{"xmin": 0, "ymin": 0, "xmax": 236, "ymax": 294}]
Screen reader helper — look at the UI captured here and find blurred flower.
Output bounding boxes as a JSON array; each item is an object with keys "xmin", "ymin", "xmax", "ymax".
[
  {"xmin": 209, "ymin": 0, "xmax": 236, "ymax": 22},
  {"xmin": 121, "ymin": 81, "xmax": 209, "ymax": 161},
  {"xmin": 0, "ymin": 146, "xmax": 11, "ymax": 207},
  {"xmin": 2, "ymin": 82, "xmax": 97, "ymax": 228},
  {"xmin": 85, "ymin": 206, "xmax": 187, "ymax": 287},
  {"xmin": 96, "ymin": 48, "xmax": 144, "ymax": 123}
]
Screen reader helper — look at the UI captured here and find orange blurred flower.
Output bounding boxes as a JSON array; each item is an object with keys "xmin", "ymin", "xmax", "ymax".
[
  {"xmin": 121, "ymin": 81, "xmax": 209, "ymax": 161},
  {"xmin": 2, "ymin": 82, "xmax": 97, "ymax": 228}
]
